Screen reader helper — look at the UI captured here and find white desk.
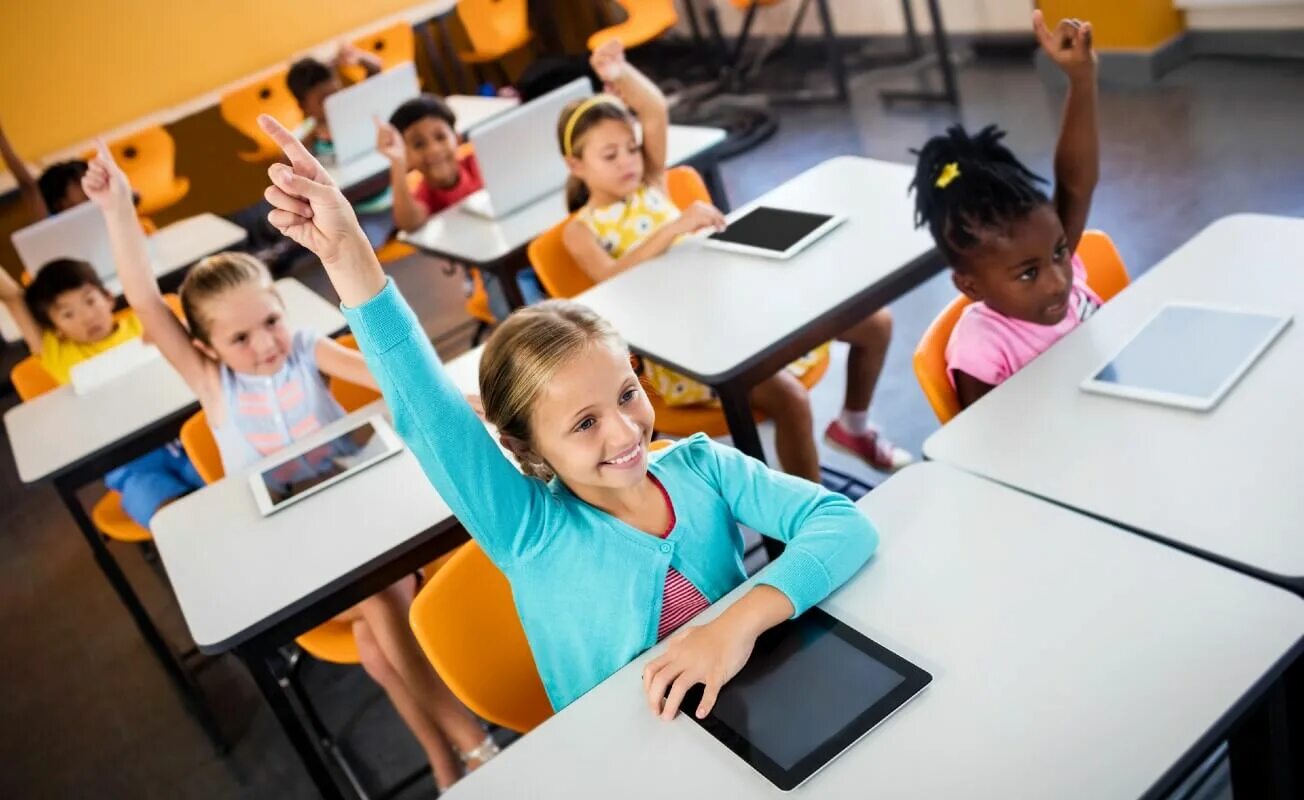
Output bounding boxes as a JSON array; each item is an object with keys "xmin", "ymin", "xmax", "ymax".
[
  {"xmin": 0, "ymin": 212, "xmax": 248, "ymax": 345},
  {"xmin": 448, "ymin": 463, "xmax": 1304, "ymax": 799},
  {"xmin": 398, "ymin": 125, "xmax": 728, "ymax": 268},
  {"xmin": 574, "ymin": 156, "xmax": 940, "ymax": 463},
  {"xmin": 924, "ymin": 214, "xmax": 1304, "ymax": 590},
  {"xmin": 5, "ymin": 278, "xmax": 343, "ymax": 483},
  {"xmin": 324, "ymin": 95, "xmax": 519, "ymax": 193}
]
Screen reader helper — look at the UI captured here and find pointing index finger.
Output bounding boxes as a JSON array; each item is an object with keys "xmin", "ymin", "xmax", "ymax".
[{"xmin": 257, "ymin": 114, "xmax": 334, "ymax": 186}]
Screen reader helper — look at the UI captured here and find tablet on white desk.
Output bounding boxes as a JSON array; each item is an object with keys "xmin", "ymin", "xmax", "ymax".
[
  {"xmin": 678, "ymin": 606, "xmax": 931, "ymax": 791},
  {"xmin": 249, "ymin": 414, "xmax": 404, "ymax": 516},
  {"xmin": 701, "ymin": 206, "xmax": 845, "ymax": 260},
  {"xmin": 1082, "ymin": 302, "xmax": 1292, "ymax": 411}
]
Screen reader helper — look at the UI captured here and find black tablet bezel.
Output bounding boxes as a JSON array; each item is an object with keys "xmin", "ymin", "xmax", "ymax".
[
  {"xmin": 679, "ymin": 607, "xmax": 931, "ymax": 792},
  {"xmin": 706, "ymin": 206, "xmax": 837, "ymax": 252}
]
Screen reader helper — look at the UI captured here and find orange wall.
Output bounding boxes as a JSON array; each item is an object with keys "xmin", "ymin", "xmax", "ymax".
[
  {"xmin": 1038, "ymin": 1, "xmax": 1186, "ymax": 50},
  {"xmin": 1, "ymin": 0, "xmax": 423, "ymax": 157}
]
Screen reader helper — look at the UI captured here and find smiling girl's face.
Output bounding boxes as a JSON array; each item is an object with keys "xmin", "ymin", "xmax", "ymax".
[
  {"xmin": 526, "ymin": 339, "xmax": 655, "ymax": 492},
  {"xmin": 196, "ymin": 284, "xmax": 292, "ymax": 375},
  {"xmin": 951, "ymin": 203, "xmax": 1075, "ymax": 325}
]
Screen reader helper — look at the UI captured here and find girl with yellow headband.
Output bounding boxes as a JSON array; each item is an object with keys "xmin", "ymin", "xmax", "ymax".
[{"xmin": 556, "ymin": 41, "xmax": 911, "ymax": 477}]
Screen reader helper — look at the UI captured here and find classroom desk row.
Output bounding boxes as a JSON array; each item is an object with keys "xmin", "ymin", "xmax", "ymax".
[{"xmin": 0, "ymin": 212, "xmax": 248, "ymax": 345}]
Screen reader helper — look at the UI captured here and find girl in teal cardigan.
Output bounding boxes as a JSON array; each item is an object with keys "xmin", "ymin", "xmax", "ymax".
[{"xmin": 256, "ymin": 115, "xmax": 878, "ymax": 719}]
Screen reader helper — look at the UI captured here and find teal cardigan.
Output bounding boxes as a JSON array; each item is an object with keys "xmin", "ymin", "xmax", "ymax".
[{"xmin": 343, "ymin": 279, "xmax": 878, "ymax": 710}]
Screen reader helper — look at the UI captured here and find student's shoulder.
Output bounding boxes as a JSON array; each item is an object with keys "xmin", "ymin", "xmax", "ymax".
[{"xmin": 649, "ymin": 432, "xmax": 723, "ymax": 473}]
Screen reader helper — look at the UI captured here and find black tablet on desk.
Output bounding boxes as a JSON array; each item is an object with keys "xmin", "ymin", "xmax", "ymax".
[
  {"xmin": 702, "ymin": 206, "xmax": 846, "ymax": 260},
  {"xmin": 678, "ymin": 607, "xmax": 930, "ymax": 791}
]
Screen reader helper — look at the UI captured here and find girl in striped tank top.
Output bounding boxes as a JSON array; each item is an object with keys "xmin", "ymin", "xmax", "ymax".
[{"xmin": 86, "ymin": 143, "xmax": 494, "ymax": 790}]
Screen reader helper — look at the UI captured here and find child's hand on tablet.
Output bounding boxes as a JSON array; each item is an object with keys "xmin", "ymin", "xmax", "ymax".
[
  {"xmin": 673, "ymin": 201, "xmax": 726, "ymax": 236},
  {"xmin": 643, "ymin": 618, "xmax": 757, "ymax": 721}
]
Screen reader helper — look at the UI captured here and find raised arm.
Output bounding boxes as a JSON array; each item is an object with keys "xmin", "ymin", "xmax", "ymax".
[
  {"xmin": 1034, "ymin": 10, "xmax": 1098, "ymax": 252},
  {"xmin": 591, "ymin": 41, "xmax": 669, "ymax": 184},
  {"xmin": 258, "ymin": 114, "xmax": 554, "ymax": 566},
  {"xmin": 376, "ymin": 117, "xmax": 431, "ymax": 233},
  {"xmin": 336, "ymin": 42, "xmax": 383, "ymax": 80},
  {"xmin": 0, "ymin": 119, "xmax": 49, "ymax": 222},
  {"xmin": 0, "ymin": 267, "xmax": 43, "ymax": 354},
  {"xmin": 83, "ymin": 141, "xmax": 216, "ymax": 399},
  {"xmin": 562, "ymin": 200, "xmax": 724, "ymax": 282}
]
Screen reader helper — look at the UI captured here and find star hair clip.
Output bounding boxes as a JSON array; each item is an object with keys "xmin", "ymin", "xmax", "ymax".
[{"xmin": 935, "ymin": 162, "xmax": 961, "ymax": 189}]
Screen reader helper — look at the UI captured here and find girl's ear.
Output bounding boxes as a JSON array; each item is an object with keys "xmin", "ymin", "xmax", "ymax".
[
  {"xmin": 564, "ymin": 154, "xmax": 584, "ymax": 178},
  {"xmin": 952, "ymin": 270, "xmax": 983, "ymax": 303},
  {"xmin": 498, "ymin": 433, "xmax": 534, "ymax": 463},
  {"xmin": 193, "ymin": 337, "xmax": 220, "ymax": 362}
]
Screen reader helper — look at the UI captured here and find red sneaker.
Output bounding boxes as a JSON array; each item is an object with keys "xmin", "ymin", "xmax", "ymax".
[{"xmin": 824, "ymin": 420, "xmax": 914, "ymax": 473}]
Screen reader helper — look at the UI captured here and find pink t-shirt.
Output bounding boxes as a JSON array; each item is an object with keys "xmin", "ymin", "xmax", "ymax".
[{"xmin": 946, "ymin": 254, "xmax": 1102, "ymax": 389}]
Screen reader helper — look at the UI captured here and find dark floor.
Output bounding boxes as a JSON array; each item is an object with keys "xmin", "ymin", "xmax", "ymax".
[{"xmin": 2, "ymin": 53, "xmax": 1301, "ymax": 798}]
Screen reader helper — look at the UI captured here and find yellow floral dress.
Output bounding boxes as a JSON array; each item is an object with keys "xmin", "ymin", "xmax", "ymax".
[{"xmin": 578, "ymin": 184, "xmax": 828, "ymax": 407}]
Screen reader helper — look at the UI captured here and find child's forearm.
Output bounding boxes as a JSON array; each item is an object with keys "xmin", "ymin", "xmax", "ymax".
[
  {"xmin": 0, "ymin": 126, "xmax": 49, "ymax": 220},
  {"xmin": 104, "ymin": 204, "xmax": 165, "ymax": 308},
  {"xmin": 609, "ymin": 63, "xmax": 666, "ymax": 122},
  {"xmin": 390, "ymin": 165, "xmax": 429, "ymax": 233},
  {"xmin": 1054, "ymin": 73, "xmax": 1099, "ymax": 203},
  {"xmin": 1, "ymin": 295, "xmax": 43, "ymax": 354}
]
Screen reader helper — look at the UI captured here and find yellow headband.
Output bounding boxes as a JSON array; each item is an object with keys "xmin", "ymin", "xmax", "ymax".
[{"xmin": 563, "ymin": 94, "xmax": 625, "ymax": 157}]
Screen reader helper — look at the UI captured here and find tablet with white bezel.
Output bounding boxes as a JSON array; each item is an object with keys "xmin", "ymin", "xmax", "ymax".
[
  {"xmin": 248, "ymin": 414, "xmax": 404, "ymax": 516},
  {"xmin": 701, "ymin": 206, "xmax": 846, "ymax": 260},
  {"xmin": 1081, "ymin": 302, "xmax": 1291, "ymax": 411}
]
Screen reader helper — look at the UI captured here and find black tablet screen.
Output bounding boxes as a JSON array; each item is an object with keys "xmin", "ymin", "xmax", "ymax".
[
  {"xmin": 708, "ymin": 206, "xmax": 834, "ymax": 253},
  {"xmin": 711, "ymin": 617, "xmax": 905, "ymax": 769}
]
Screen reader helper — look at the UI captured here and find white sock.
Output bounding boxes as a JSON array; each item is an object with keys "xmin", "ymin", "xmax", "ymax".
[{"xmin": 839, "ymin": 409, "xmax": 871, "ymax": 435}]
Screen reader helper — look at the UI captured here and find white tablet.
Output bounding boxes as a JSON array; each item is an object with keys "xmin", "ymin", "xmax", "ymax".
[
  {"xmin": 701, "ymin": 206, "xmax": 846, "ymax": 260},
  {"xmin": 1081, "ymin": 302, "xmax": 1291, "ymax": 411},
  {"xmin": 248, "ymin": 414, "xmax": 404, "ymax": 516}
]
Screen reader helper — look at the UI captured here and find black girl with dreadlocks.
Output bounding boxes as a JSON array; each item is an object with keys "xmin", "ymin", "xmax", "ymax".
[{"xmin": 912, "ymin": 10, "xmax": 1100, "ymax": 410}]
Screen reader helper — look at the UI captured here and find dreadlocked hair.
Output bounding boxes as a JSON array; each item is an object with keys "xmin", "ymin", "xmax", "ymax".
[{"xmin": 910, "ymin": 124, "xmax": 1049, "ymax": 268}]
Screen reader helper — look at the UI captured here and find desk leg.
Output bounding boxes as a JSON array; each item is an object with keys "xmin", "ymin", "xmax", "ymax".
[
  {"xmin": 1229, "ymin": 678, "xmax": 1296, "ymax": 799},
  {"xmin": 487, "ymin": 254, "xmax": 528, "ymax": 311},
  {"xmin": 700, "ymin": 158, "xmax": 731, "ymax": 212},
  {"xmin": 53, "ymin": 479, "xmax": 228, "ymax": 753},
  {"xmin": 238, "ymin": 646, "xmax": 353, "ymax": 800},
  {"xmin": 717, "ymin": 381, "xmax": 784, "ymax": 560},
  {"xmin": 880, "ymin": 0, "xmax": 960, "ymax": 107}
]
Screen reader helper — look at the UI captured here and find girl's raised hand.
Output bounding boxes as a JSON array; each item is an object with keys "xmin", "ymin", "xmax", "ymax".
[
  {"xmin": 258, "ymin": 114, "xmax": 368, "ymax": 268},
  {"xmin": 82, "ymin": 140, "xmax": 135, "ymax": 213},
  {"xmin": 1033, "ymin": 10, "xmax": 1095, "ymax": 79},
  {"xmin": 590, "ymin": 39, "xmax": 627, "ymax": 85}
]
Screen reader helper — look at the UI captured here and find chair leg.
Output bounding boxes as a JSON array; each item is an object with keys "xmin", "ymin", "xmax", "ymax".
[
  {"xmin": 470, "ymin": 321, "xmax": 491, "ymax": 346},
  {"xmin": 278, "ymin": 649, "xmax": 373, "ymax": 800}
]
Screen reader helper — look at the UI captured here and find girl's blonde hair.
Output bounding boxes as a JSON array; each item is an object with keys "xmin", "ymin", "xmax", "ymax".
[
  {"xmin": 178, "ymin": 251, "xmax": 276, "ymax": 345},
  {"xmin": 556, "ymin": 97, "xmax": 640, "ymax": 212},
  {"xmin": 480, "ymin": 300, "xmax": 626, "ymax": 480}
]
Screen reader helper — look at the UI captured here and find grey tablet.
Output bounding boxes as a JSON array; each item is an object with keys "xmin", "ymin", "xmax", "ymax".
[{"xmin": 1081, "ymin": 302, "xmax": 1291, "ymax": 411}]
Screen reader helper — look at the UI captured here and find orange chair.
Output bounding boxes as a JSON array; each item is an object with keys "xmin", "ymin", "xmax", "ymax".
[
  {"xmin": 342, "ymin": 22, "xmax": 417, "ymax": 83},
  {"xmin": 455, "ymin": 0, "xmax": 533, "ymax": 79},
  {"xmin": 588, "ymin": 0, "xmax": 679, "ymax": 51},
  {"xmin": 92, "ymin": 127, "xmax": 190, "ymax": 217},
  {"xmin": 912, "ymin": 230, "xmax": 1131, "ymax": 425},
  {"xmin": 528, "ymin": 166, "xmax": 831, "ymax": 437},
  {"xmin": 220, "ymin": 70, "xmax": 305, "ymax": 163},
  {"xmin": 409, "ymin": 539, "xmax": 553, "ymax": 733},
  {"xmin": 326, "ymin": 334, "xmax": 383, "ymax": 413},
  {"xmin": 13, "ymin": 297, "xmax": 188, "ymax": 545}
]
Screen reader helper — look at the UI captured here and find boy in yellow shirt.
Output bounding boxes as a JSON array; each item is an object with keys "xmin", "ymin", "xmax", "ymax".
[{"xmin": 1, "ymin": 260, "xmax": 202, "ymax": 524}]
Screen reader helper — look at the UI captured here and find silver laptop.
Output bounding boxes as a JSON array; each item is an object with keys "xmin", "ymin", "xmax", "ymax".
[
  {"xmin": 324, "ymin": 61, "xmax": 421, "ymax": 165},
  {"xmin": 11, "ymin": 202, "xmax": 116, "ymax": 282},
  {"xmin": 460, "ymin": 77, "xmax": 593, "ymax": 219}
]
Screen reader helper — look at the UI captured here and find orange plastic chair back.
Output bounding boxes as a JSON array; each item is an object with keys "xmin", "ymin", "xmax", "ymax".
[
  {"xmin": 409, "ymin": 539, "xmax": 553, "ymax": 732},
  {"xmin": 11, "ymin": 356, "xmax": 58, "ymax": 401},
  {"xmin": 912, "ymin": 229, "xmax": 1131, "ymax": 425},
  {"xmin": 179, "ymin": 410, "xmax": 224, "ymax": 484},
  {"xmin": 588, "ymin": 0, "xmax": 679, "ymax": 51},
  {"xmin": 342, "ymin": 23, "xmax": 416, "ymax": 82},
  {"xmin": 456, "ymin": 0, "xmax": 532, "ymax": 62},
  {"xmin": 87, "ymin": 127, "xmax": 190, "ymax": 216},
  {"xmin": 220, "ymin": 71, "xmax": 305, "ymax": 163},
  {"xmin": 665, "ymin": 164, "xmax": 710, "ymax": 208}
]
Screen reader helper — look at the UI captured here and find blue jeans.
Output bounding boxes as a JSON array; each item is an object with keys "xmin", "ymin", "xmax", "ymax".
[
  {"xmin": 104, "ymin": 441, "xmax": 205, "ymax": 527},
  {"xmin": 482, "ymin": 268, "xmax": 547, "ymax": 320}
]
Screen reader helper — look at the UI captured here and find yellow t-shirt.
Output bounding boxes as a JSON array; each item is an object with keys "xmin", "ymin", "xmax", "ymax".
[
  {"xmin": 577, "ymin": 184, "xmax": 681, "ymax": 259},
  {"xmin": 39, "ymin": 313, "xmax": 145, "ymax": 385}
]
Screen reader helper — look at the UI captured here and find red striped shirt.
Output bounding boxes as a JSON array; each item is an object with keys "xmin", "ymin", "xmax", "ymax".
[{"xmin": 649, "ymin": 475, "xmax": 711, "ymax": 640}]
